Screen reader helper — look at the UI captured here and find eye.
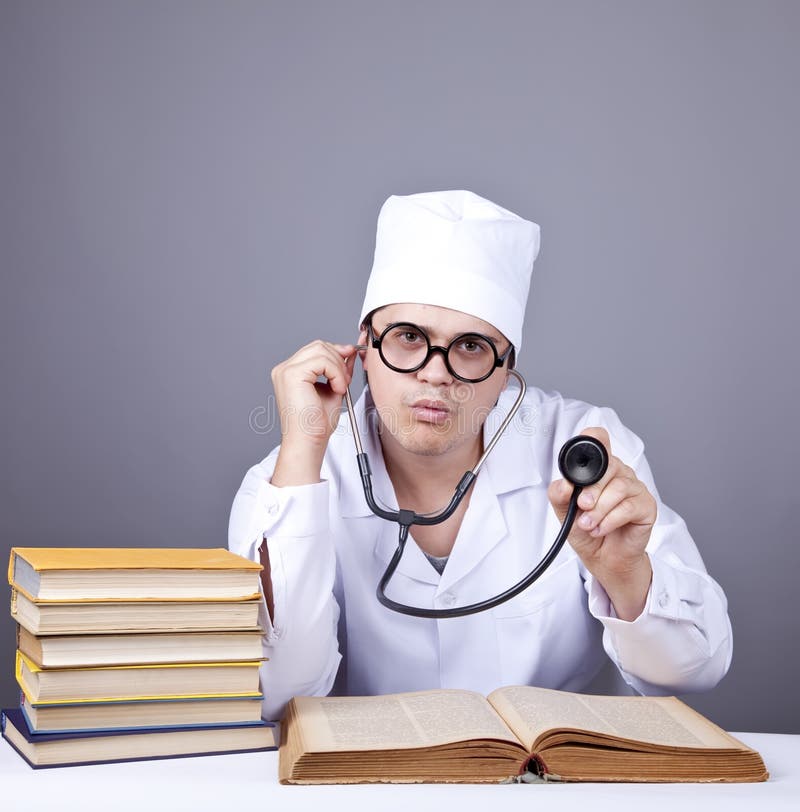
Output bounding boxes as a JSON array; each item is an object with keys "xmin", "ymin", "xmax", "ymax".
[
  {"xmin": 389, "ymin": 326, "xmax": 425, "ymax": 345},
  {"xmin": 457, "ymin": 336, "xmax": 490, "ymax": 354}
]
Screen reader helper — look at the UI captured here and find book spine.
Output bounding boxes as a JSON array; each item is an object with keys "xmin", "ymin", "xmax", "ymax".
[{"xmin": 7, "ymin": 549, "xmax": 19, "ymax": 588}]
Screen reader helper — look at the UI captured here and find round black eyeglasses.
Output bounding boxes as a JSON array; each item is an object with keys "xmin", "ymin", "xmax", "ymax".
[{"xmin": 367, "ymin": 321, "xmax": 514, "ymax": 383}]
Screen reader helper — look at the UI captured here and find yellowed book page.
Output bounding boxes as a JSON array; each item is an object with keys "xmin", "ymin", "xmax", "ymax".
[
  {"xmin": 488, "ymin": 686, "xmax": 745, "ymax": 752},
  {"xmin": 292, "ymin": 689, "xmax": 524, "ymax": 752},
  {"xmin": 17, "ymin": 626, "xmax": 43, "ymax": 665}
]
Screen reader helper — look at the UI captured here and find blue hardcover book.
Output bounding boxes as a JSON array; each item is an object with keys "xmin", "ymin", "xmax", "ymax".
[{"xmin": 2, "ymin": 707, "xmax": 276, "ymax": 769}]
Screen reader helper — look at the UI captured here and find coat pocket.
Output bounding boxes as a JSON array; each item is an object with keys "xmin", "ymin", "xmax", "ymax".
[
  {"xmin": 492, "ymin": 556, "xmax": 601, "ymax": 688},
  {"xmin": 492, "ymin": 556, "xmax": 580, "ymax": 618}
]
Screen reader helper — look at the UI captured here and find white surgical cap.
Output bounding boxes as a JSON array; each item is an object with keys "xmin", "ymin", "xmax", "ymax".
[{"xmin": 358, "ymin": 190, "xmax": 540, "ymax": 353}]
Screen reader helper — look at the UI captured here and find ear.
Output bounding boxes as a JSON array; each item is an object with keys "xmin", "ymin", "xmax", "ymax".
[{"xmin": 358, "ymin": 326, "xmax": 369, "ymax": 371}]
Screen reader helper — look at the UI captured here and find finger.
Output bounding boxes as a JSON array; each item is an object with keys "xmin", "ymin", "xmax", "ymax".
[
  {"xmin": 304, "ymin": 340, "xmax": 355, "ymax": 359},
  {"xmin": 292, "ymin": 341, "xmax": 355, "ymax": 393},
  {"xmin": 576, "ymin": 453, "xmax": 623, "ymax": 511},
  {"xmin": 330, "ymin": 342, "xmax": 359, "ymax": 358},
  {"xmin": 278, "ymin": 354, "xmax": 347, "ymax": 399},
  {"xmin": 577, "ymin": 471, "xmax": 640, "ymax": 533},
  {"xmin": 583, "ymin": 461, "xmax": 638, "ymax": 513},
  {"xmin": 578, "ymin": 426, "xmax": 612, "ymax": 456},
  {"xmin": 586, "ymin": 493, "xmax": 654, "ymax": 538},
  {"xmin": 325, "ymin": 346, "xmax": 357, "ymax": 394},
  {"xmin": 293, "ymin": 339, "xmax": 353, "ymax": 361},
  {"xmin": 321, "ymin": 342, "xmax": 359, "ymax": 371}
]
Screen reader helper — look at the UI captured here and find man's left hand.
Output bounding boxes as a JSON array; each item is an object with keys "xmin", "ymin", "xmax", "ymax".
[{"xmin": 547, "ymin": 426, "xmax": 656, "ymax": 621}]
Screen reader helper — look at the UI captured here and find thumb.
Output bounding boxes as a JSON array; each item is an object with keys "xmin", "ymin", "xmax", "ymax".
[
  {"xmin": 547, "ymin": 477, "xmax": 575, "ymax": 520},
  {"xmin": 341, "ymin": 347, "xmax": 356, "ymax": 383}
]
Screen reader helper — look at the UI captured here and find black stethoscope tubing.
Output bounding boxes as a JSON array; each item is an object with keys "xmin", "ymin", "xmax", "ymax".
[{"xmin": 344, "ymin": 367, "xmax": 608, "ymax": 619}]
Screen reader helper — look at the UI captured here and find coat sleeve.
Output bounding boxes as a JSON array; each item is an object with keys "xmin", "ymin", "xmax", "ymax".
[
  {"xmin": 577, "ymin": 406, "xmax": 733, "ymax": 694},
  {"xmin": 227, "ymin": 450, "xmax": 341, "ymax": 720}
]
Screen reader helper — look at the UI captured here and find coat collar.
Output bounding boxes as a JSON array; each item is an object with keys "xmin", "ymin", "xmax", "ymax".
[
  {"xmin": 338, "ymin": 385, "xmax": 545, "ymax": 589},
  {"xmin": 339, "ymin": 386, "xmax": 543, "ymax": 517}
]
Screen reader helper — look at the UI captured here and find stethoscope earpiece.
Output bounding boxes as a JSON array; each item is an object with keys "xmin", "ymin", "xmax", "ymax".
[{"xmin": 558, "ymin": 435, "xmax": 609, "ymax": 487}]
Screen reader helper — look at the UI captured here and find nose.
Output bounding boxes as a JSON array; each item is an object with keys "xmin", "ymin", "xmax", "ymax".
[{"xmin": 416, "ymin": 346, "xmax": 453, "ymax": 386}]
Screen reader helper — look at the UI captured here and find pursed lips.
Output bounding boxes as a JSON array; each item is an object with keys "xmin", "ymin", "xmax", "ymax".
[{"xmin": 408, "ymin": 398, "xmax": 453, "ymax": 425}]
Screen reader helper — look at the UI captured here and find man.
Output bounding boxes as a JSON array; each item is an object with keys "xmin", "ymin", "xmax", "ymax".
[{"xmin": 228, "ymin": 190, "xmax": 731, "ymax": 721}]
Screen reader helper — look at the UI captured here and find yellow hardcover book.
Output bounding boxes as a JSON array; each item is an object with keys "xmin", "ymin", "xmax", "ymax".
[
  {"xmin": 8, "ymin": 547, "xmax": 262, "ymax": 602},
  {"xmin": 16, "ymin": 651, "xmax": 264, "ymax": 704}
]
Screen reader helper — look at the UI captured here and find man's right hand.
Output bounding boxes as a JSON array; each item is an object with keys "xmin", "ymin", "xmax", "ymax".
[{"xmin": 270, "ymin": 341, "xmax": 359, "ymax": 487}]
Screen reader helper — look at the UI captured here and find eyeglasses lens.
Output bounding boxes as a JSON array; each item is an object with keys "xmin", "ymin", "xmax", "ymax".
[{"xmin": 379, "ymin": 325, "xmax": 496, "ymax": 382}]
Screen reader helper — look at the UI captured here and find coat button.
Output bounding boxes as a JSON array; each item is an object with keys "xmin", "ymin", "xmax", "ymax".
[
  {"xmin": 441, "ymin": 592, "xmax": 456, "ymax": 607},
  {"xmin": 267, "ymin": 502, "xmax": 279, "ymax": 515},
  {"xmin": 658, "ymin": 591, "xmax": 670, "ymax": 609}
]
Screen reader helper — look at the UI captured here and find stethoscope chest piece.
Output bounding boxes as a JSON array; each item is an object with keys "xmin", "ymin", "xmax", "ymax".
[{"xmin": 558, "ymin": 435, "xmax": 609, "ymax": 487}]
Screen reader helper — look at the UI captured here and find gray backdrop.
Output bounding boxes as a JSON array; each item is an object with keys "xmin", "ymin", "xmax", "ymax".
[{"xmin": 1, "ymin": 1, "xmax": 798, "ymax": 733}]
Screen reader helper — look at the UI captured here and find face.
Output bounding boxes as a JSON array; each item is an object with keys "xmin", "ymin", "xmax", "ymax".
[{"xmin": 359, "ymin": 303, "xmax": 512, "ymax": 459}]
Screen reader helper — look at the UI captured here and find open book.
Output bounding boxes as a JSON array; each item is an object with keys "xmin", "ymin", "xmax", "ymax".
[{"xmin": 279, "ymin": 686, "xmax": 768, "ymax": 784}]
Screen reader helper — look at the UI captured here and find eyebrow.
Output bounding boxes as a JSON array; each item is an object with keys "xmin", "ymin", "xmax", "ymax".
[{"xmin": 379, "ymin": 320, "xmax": 505, "ymax": 346}]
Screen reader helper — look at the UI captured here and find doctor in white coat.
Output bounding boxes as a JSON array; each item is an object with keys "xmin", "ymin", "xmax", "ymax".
[{"xmin": 228, "ymin": 191, "xmax": 732, "ymax": 721}]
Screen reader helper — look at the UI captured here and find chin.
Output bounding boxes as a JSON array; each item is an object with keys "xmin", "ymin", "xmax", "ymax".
[
  {"xmin": 399, "ymin": 438, "xmax": 459, "ymax": 457},
  {"xmin": 390, "ymin": 424, "xmax": 466, "ymax": 457}
]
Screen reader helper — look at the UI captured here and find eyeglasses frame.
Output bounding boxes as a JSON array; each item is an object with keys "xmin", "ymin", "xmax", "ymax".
[{"xmin": 365, "ymin": 319, "xmax": 514, "ymax": 384}]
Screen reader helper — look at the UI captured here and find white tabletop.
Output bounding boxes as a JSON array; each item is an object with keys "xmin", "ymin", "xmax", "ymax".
[{"xmin": 1, "ymin": 731, "xmax": 797, "ymax": 812}]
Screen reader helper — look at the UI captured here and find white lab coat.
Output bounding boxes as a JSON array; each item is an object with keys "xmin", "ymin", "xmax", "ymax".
[{"xmin": 228, "ymin": 385, "xmax": 732, "ymax": 721}]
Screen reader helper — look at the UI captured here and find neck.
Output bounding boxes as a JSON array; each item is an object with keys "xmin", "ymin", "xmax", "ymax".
[{"xmin": 379, "ymin": 430, "xmax": 483, "ymax": 512}]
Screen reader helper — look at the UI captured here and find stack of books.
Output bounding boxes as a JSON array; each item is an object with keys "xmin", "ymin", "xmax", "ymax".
[{"xmin": 2, "ymin": 547, "xmax": 276, "ymax": 768}]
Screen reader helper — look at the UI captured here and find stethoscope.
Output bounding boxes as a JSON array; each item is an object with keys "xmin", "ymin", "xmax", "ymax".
[{"xmin": 343, "ymin": 366, "xmax": 609, "ymax": 619}]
